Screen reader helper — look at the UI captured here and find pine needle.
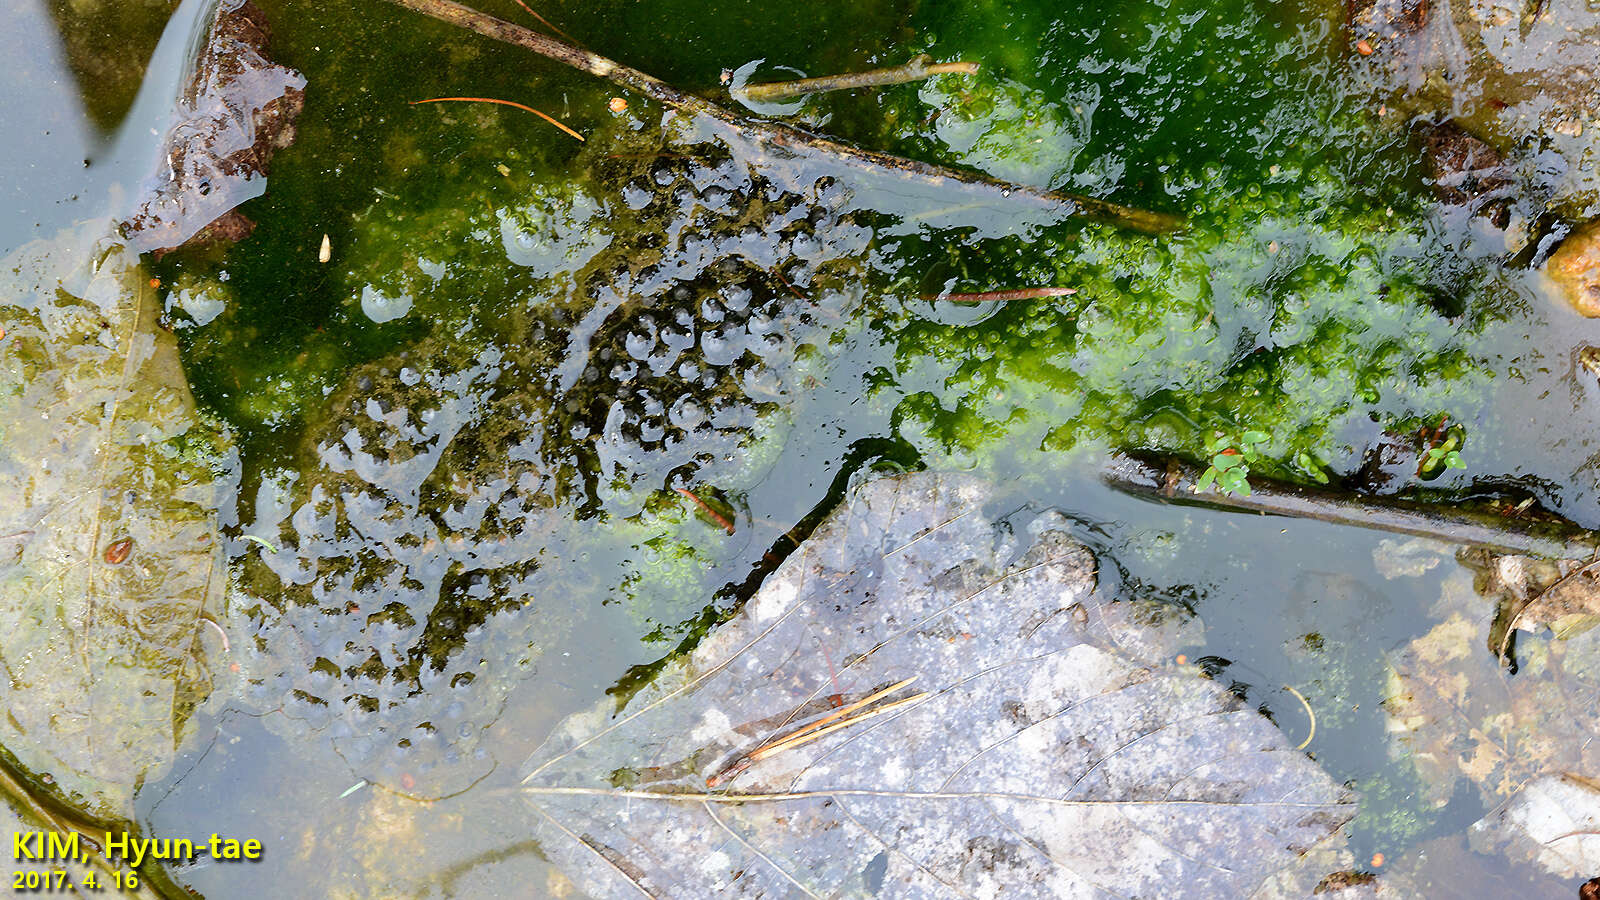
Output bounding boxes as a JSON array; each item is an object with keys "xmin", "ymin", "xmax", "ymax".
[
  {"xmin": 675, "ymin": 487, "xmax": 736, "ymax": 535},
  {"xmin": 411, "ymin": 96, "xmax": 585, "ymax": 141},
  {"xmin": 508, "ymin": 0, "xmax": 577, "ymax": 42},
  {"xmin": 749, "ymin": 691, "xmax": 929, "ymax": 762},
  {"xmin": 1282, "ymin": 684, "xmax": 1316, "ymax": 751}
]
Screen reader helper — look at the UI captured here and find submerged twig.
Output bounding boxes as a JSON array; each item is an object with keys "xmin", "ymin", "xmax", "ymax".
[
  {"xmin": 706, "ymin": 677, "xmax": 926, "ymax": 788},
  {"xmin": 921, "ymin": 287, "xmax": 1078, "ymax": 303},
  {"xmin": 380, "ymin": 0, "xmax": 1181, "ymax": 234},
  {"xmin": 750, "ymin": 690, "xmax": 929, "ymax": 762},
  {"xmin": 1104, "ymin": 453, "xmax": 1600, "ymax": 559},
  {"xmin": 528, "ymin": 784, "xmax": 1340, "ymax": 808},
  {"xmin": 0, "ymin": 758, "xmax": 167, "ymax": 899},
  {"xmin": 735, "ymin": 55, "xmax": 979, "ymax": 102},
  {"xmin": 757, "ymin": 677, "xmax": 917, "ymax": 752},
  {"xmin": 411, "ymin": 96, "xmax": 585, "ymax": 140}
]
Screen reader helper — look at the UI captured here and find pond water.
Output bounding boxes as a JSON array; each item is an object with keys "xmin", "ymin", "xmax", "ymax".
[{"xmin": 3, "ymin": 0, "xmax": 1599, "ymax": 895}]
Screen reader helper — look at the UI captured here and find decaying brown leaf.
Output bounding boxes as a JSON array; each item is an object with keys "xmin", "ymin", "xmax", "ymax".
[
  {"xmin": 523, "ymin": 472, "xmax": 1356, "ymax": 898},
  {"xmin": 1386, "ymin": 569, "xmax": 1600, "ymax": 879},
  {"xmin": 0, "ymin": 223, "xmax": 225, "ymax": 818}
]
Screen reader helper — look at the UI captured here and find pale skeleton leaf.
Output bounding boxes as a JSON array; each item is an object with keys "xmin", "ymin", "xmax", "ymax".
[
  {"xmin": 522, "ymin": 473, "xmax": 1355, "ymax": 897},
  {"xmin": 0, "ymin": 221, "xmax": 223, "ymax": 818},
  {"xmin": 1387, "ymin": 570, "xmax": 1600, "ymax": 878}
]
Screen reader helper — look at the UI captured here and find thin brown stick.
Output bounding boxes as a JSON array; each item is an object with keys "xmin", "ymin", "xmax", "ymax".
[
  {"xmin": 675, "ymin": 487, "xmax": 736, "ymax": 535},
  {"xmin": 411, "ymin": 96, "xmax": 585, "ymax": 141},
  {"xmin": 736, "ymin": 55, "xmax": 979, "ymax": 102},
  {"xmin": 528, "ymin": 784, "xmax": 1343, "ymax": 808},
  {"xmin": 1104, "ymin": 453, "xmax": 1600, "ymax": 559},
  {"xmin": 759, "ymin": 677, "xmax": 918, "ymax": 749},
  {"xmin": 749, "ymin": 691, "xmax": 930, "ymax": 762},
  {"xmin": 705, "ymin": 678, "xmax": 924, "ymax": 788},
  {"xmin": 921, "ymin": 287, "xmax": 1079, "ymax": 302},
  {"xmin": 380, "ymin": 0, "xmax": 1182, "ymax": 234}
]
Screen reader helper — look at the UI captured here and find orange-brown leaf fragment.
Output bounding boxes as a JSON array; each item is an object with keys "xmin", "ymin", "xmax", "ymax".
[{"xmin": 103, "ymin": 538, "xmax": 133, "ymax": 565}]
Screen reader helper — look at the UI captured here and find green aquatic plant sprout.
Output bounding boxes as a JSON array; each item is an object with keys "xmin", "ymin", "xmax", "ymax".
[
  {"xmin": 1424, "ymin": 446, "xmax": 1465, "ymax": 472},
  {"xmin": 1416, "ymin": 422, "xmax": 1468, "ymax": 480},
  {"xmin": 1197, "ymin": 429, "xmax": 1269, "ymax": 496}
]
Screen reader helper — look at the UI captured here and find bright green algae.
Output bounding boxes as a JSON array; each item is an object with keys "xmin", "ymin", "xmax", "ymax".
[{"xmin": 883, "ymin": 161, "xmax": 1502, "ymax": 481}]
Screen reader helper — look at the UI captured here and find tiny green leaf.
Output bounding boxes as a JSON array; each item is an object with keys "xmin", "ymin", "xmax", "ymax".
[{"xmin": 1221, "ymin": 469, "xmax": 1249, "ymax": 494}]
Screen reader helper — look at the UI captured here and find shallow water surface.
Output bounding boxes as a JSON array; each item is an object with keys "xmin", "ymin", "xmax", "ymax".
[{"xmin": 4, "ymin": 0, "xmax": 1600, "ymax": 895}]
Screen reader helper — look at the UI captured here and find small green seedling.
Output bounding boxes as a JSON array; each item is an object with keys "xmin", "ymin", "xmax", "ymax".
[
  {"xmin": 1295, "ymin": 450, "xmax": 1331, "ymax": 484},
  {"xmin": 1423, "ymin": 446, "xmax": 1465, "ymax": 471},
  {"xmin": 1196, "ymin": 429, "xmax": 1269, "ymax": 497},
  {"xmin": 1416, "ymin": 420, "xmax": 1467, "ymax": 480}
]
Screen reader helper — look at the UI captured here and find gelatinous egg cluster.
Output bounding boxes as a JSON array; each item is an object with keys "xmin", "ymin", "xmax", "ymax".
[
  {"xmin": 232, "ymin": 353, "xmax": 574, "ymax": 795},
  {"xmin": 538, "ymin": 146, "xmax": 873, "ymax": 497},
  {"xmin": 225, "ymin": 137, "xmax": 876, "ymax": 794}
]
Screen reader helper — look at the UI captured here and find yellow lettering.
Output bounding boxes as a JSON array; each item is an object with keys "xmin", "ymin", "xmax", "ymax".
[
  {"xmin": 243, "ymin": 839, "xmax": 261, "ymax": 860},
  {"xmin": 44, "ymin": 832, "xmax": 77, "ymax": 861},
  {"xmin": 13, "ymin": 830, "xmax": 39, "ymax": 860},
  {"xmin": 220, "ymin": 838, "xmax": 242, "ymax": 859},
  {"xmin": 103, "ymin": 832, "xmax": 129, "ymax": 862}
]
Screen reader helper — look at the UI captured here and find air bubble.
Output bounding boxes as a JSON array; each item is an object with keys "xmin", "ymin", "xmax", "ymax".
[{"xmin": 622, "ymin": 180, "xmax": 653, "ymax": 210}]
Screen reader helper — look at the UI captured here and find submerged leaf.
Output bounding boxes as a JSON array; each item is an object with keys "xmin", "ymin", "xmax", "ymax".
[
  {"xmin": 1469, "ymin": 774, "xmax": 1600, "ymax": 879},
  {"xmin": 1386, "ymin": 570, "xmax": 1600, "ymax": 878},
  {"xmin": 1511, "ymin": 559, "xmax": 1600, "ymax": 635},
  {"xmin": 0, "ymin": 222, "xmax": 224, "ymax": 817},
  {"xmin": 522, "ymin": 472, "xmax": 1355, "ymax": 897}
]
